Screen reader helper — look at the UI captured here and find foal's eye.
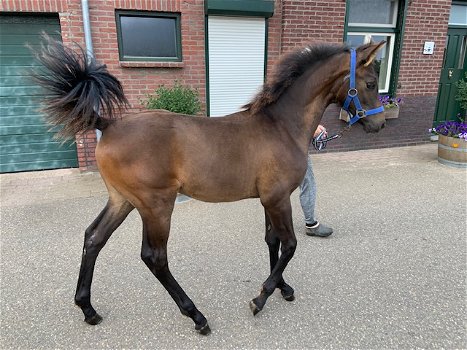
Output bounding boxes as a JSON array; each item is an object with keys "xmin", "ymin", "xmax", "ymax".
[{"xmin": 366, "ymin": 82, "xmax": 376, "ymax": 90}]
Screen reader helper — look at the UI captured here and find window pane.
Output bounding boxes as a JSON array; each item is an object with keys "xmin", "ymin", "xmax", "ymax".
[
  {"xmin": 120, "ymin": 15, "xmax": 177, "ymax": 58},
  {"xmin": 347, "ymin": 33, "xmax": 394, "ymax": 93},
  {"xmin": 346, "ymin": 34, "xmax": 366, "ymax": 47},
  {"xmin": 348, "ymin": 0, "xmax": 397, "ymax": 27},
  {"xmin": 449, "ymin": 5, "xmax": 467, "ymax": 25},
  {"xmin": 371, "ymin": 34, "xmax": 392, "ymax": 92}
]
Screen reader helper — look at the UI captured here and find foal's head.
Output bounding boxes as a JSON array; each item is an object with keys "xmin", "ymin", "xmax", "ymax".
[{"xmin": 335, "ymin": 42, "xmax": 387, "ymax": 133}]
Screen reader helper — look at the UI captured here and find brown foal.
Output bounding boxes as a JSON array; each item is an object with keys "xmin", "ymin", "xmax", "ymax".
[{"xmin": 34, "ymin": 39, "xmax": 386, "ymax": 334}]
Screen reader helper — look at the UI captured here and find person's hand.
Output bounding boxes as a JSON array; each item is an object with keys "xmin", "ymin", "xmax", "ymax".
[{"xmin": 314, "ymin": 124, "xmax": 327, "ymax": 138}]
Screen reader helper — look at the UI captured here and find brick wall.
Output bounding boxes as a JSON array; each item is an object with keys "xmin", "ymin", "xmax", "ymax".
[
  {"xmin": 319, "ymin": 96, "xmax": 437, "ymax": 153},
  {"xmin": 1, "ymin": 0, "xmax": 452, "ymax": 169},
  {"xmin": 281, "ymin": 0, "xmax": 346, "ymax": 49},
  {"xmin": 266, "ymin": 0, "xmax": 283, "ymax": 74},
  {"xmin": 397, "ymin": 0, "xmax": 451, "ymax": 96}
]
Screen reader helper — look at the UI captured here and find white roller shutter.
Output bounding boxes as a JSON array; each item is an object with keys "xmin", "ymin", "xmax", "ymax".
[{"xmin": 208, "ymin": 16, "xmax": 266, "ymax": 117}]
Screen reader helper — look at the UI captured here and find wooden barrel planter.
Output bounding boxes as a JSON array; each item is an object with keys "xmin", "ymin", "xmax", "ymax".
[{"xmin": 438, "ymin": 135, "xmax": 467, "ymax": 168}]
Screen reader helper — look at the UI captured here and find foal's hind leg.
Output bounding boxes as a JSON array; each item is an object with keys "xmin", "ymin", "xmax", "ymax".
[
  {"xmin": 251, "ymin": 198, "xmax": 297, "ymax": 315},
  {"xmin": 264, "ymin": 210, "xmax": 295, "ymax": 301},
  {"xmin": 139, "ymin": 197, "xmax": 210, "ymax": 335},
  {"xmin": 74, "ymin": 193, "xmax": 134, "ymax": 325}
]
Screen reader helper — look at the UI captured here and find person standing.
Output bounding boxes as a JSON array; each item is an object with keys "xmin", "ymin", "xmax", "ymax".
[{"xmin": 300, "ymin": 124, "xmax": 333, "ymax": 237}]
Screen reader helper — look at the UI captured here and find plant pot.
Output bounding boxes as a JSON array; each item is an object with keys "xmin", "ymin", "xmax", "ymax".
[
  {"xmin": 384, "ymin": 106, "xmax": 400, "ymax": 119},
  {"xmin": 438, "ymin": 135, "xmax": 467, "ymax": 168}
]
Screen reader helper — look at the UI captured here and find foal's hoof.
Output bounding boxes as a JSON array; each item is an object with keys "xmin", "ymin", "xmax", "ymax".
[
  {"xmin": 195, "ymin": 322, "xmax": 211, "ymax": 335},
  {"xmin": 85, "ymin": 313, "xmax": 103, "ymax": 325},
  {"xmin": 281, "ymin": 291, "xmax": 295, "ymax": 302},
  {"xmin": 249, "ymin": 300, "xmax": 262, "ymax": 316},
  {"xmin": 84, "ymin": 313, "xmax": 103, "ymax": 325},
  {"xmin": 280, "ymin": 287, "xmax": 295, "ymax": 301}
]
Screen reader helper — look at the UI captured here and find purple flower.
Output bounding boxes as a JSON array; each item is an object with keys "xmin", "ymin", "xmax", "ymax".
[
  {"xmin": 379, "ymin": 95, "xmax": 403, "ymax": 108},
  {"xmin": 430, "ymin": 119, "xmax": 467, "ymax": 139}
]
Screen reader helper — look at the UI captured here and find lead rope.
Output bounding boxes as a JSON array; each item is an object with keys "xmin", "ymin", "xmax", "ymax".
[{"xmin": 311, "ymin": 125, "xmax": 352, "ymax": 151}]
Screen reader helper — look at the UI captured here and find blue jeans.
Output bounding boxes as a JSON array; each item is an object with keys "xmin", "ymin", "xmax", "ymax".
[{"xmin": 299, "ymin": 157, "xmax": 316, "ymax": 225}]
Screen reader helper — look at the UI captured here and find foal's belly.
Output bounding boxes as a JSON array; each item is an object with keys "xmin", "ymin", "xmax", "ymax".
[
  {"xmin": 178, "ymin": 171, "xmax": 259, "ymax": 203},
  {"xmin": 183, "ymin": 190, "xmax": 259, "ymax": 203}
]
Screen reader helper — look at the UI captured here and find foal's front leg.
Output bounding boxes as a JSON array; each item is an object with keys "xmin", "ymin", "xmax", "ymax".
[
  {"xmin": 264, "ymin": 210, "xmax": 295, "ymax": 301},
  {"xmin": 251, "ymin": 199, "xmax": 297, "ymax": 315}
]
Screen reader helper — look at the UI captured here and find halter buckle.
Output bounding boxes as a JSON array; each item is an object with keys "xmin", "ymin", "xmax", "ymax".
[
  {"xmin": 356, "ymin": 110, "xmax": 366, "ymax": 118},
  {"xmin": 348, "ymin": 88, "xmax": 358, "ymax": 97}
]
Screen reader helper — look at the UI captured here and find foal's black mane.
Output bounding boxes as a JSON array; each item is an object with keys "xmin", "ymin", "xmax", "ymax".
[{"xmin": 244, "ymin": 43, "xmax": 350, "ymax": 114}]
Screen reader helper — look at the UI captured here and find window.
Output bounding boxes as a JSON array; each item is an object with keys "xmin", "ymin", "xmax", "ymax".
[
  {"xmin": 345, "ymin": 0, "xmax": 402, "ymax": 94},
  {"xmin": 449, "ymin": 4, "xmax": 467, "ymax": 26},
  {"xmin": 115, "ymin": 11, "xmax": 182, "ymax": 62}
]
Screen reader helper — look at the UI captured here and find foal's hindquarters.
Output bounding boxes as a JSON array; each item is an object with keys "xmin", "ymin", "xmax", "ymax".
[{"xmin": 74, "ymin": 122, "xmax": 211, "ymax": 334}]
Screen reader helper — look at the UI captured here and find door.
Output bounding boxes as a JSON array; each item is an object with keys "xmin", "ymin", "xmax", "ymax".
[
  {"xmin": 207, "ymin": 16, "xmax": 266, "ymax": 117},
  {"xmin": 0, "ymin": 14, "xmax": 78, "ymax": 173},
  {"xmin": 434, "ymin": 27, "xmax": 467, "ymax": 125}
]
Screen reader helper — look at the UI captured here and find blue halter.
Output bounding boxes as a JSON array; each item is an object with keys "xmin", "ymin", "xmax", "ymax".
[
  {"xmin": 312, "ymin": 49, "xmax": 385, "ymax": 151},
  {"xmin": 341, "ymin": 49, "xmax": 385, "ymax": 126}
]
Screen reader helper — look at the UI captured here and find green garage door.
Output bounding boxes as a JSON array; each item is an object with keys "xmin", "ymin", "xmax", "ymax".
[{"xmin": 0, "ymin": 14, "xmax": 78, "ymax": 173}]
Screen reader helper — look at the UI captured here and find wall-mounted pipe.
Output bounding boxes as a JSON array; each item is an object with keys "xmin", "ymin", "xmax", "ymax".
[{"xmin": 81, "ymin": 0, "xmax": 102, "ymax": 140}]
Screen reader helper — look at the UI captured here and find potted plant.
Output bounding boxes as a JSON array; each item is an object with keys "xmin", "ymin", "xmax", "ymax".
[
  {"xmin": 378, "ymin": 95, "xmax": 403, "ymax": 119},
  {"xmin": 339, "ymin": 95, "xmax": 403, "ymax": 121},
  {"xmin": 455, "ymin": 72, "xmax": 467, "ymax": 113},
  {"xmin": 429, "ymin": 116, "xmax": 467, "ymax": 168}
]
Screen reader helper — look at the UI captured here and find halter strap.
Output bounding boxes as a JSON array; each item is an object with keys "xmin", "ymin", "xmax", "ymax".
[{"xmin": 342, "ymin": 49, "xmax": 384, "ymax": 126}]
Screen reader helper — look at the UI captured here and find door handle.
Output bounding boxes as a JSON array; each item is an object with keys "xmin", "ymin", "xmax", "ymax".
[{"xmin": 448, "ymin": 69, "xmax": 453, "ymax": 78}]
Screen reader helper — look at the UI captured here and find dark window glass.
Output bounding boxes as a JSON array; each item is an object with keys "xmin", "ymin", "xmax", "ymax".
[{"xmin": 117, "ymin": 12, "xmax": 181, "ymax": 61}]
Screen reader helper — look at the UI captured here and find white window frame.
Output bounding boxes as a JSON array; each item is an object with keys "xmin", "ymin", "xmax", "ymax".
[{"xmin": 347, "ymin": 32, "xmax": 395, "ymax": 93}]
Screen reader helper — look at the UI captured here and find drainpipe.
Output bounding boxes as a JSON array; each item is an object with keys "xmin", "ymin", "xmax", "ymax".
[{"xmin": 81, "ymin": 0, "xmax": 102, "ymax": 141}]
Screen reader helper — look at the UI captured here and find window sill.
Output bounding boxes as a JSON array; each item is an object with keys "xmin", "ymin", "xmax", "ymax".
[{"xmin": 119, "ymin": 61, "xmax": 184, "ymax": 68}]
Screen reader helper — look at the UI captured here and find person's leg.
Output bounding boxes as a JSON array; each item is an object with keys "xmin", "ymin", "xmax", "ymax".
[
  {"xmin": 299, "ymin": 157, "xmax": 316, "ymax": 225},
  {"xmin": 299, "ymin": 156, "xmax": 333, "ymax": 237}
]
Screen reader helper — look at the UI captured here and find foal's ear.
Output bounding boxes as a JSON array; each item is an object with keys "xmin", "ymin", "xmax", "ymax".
[{"xmin": 357, "ymin": 41, "xmax": 386, "ymax": 67}]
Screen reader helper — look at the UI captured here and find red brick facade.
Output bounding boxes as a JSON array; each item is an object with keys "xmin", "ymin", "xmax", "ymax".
[
  {"xmin": 281, "ymin": 0, "xmax": 346, "ymax": 47},
  {"xmin": 0, "ymin": 0, "xmax": 453, "ymax": 169},
  {"xmin": 398, "ymin": 0, "xmax": 451, "ymax": 96}
]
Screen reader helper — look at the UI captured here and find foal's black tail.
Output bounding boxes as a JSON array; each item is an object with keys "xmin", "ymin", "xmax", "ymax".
[{"xmin": 33, "ymin": 36, "xmax": 128, "ymax": 139}]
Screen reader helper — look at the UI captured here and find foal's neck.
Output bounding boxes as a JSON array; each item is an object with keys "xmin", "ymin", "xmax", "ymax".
[{"xmin": 270, "ymin": 54, "xmax": 348, "ymax": 153}]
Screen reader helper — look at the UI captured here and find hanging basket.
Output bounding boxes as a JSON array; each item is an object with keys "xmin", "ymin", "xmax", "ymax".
[{"xmin": 438, "ymin": 135, "xmax": 467, "ymax": 168}]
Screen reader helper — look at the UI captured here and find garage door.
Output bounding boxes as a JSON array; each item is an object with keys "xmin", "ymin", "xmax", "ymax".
[
  {"xmin": 207, "ymin": 16, "xmax": 266, "ymax": 117},
  {"xmin": 0, "ymin": 14, "xmax": 78, "ymax": 173}
]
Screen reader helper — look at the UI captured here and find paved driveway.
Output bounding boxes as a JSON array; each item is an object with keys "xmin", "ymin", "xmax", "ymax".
[{"xmin": 0, "ymin": 144, "xmax": 465, "ymax": 349}]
